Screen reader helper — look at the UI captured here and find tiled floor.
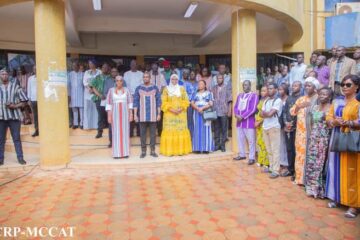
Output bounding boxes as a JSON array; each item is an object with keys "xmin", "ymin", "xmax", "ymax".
[{"xmin": 0, "ymin": 161, "xmax": 359, "ymax": 240}]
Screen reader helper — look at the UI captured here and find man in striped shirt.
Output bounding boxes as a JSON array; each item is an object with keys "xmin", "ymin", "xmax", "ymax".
[
  {"xmin": 233, "ymin": 80, "xmax": 259, "ymax": 164},
  {"xmin": 0, "ymin": 68, "xmax": 28, "ymax": 165},
  {"xmin": 133, "ymin": 72, "xmax": 161, "ymax": 158},
  {"xmin": 212, "ymin": 74, "xmax": 232, "ymax": 152}
]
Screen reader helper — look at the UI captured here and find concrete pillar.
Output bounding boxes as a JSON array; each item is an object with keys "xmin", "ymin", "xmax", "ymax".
[
  {"xmin": 231, "ymin": 9, "xmax": 257, "ymax": 153},
  {"xmin": 34, "ymin": 0, "xmax": 70, "ymax": 168}
]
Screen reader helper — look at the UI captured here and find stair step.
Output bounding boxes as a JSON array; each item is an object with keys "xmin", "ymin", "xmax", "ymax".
[
  {"xmin": 5, "ymin": 139, "xmax": 232, "ymax": 156},
  {"xmin": 18, "ymin": 135, "xmax": 160, "ymax": 146}
]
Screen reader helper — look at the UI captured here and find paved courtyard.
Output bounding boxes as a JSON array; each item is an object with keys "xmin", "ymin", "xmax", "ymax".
[{"xmin": 0, "ymin": 160, "xmax": 359, "ymax": 240}]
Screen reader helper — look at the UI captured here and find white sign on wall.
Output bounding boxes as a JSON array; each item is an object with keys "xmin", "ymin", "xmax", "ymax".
[{"xmin": 238, "ymin": 67, "xmax": 257, "ymax": 92}]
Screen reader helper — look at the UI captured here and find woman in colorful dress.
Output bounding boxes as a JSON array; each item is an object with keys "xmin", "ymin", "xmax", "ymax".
[
  {"xmin": 326, "ymin": 74, "xmax": 360, "ymax": 218},
  {"xmin": 255, "ymin": 86, "xmax": 269, "ymax": 170},
  {"xmin": 160, "ymin": 74, "xmax": 192, "ymax": 156},
  {"xmin": 304, "ymin": 87, "xmax": 332, "ymax": 198},
  {"xmin": 290, "ymin": 77, "xmax": 319, "ymax": 185},
  {"xmin": 191, "ymin": 80, "xmax": 214, "ymax": 153},
  {"xmin": 106, "ymin": 76, "xmax": 133, "ymax": 159},
  {"xmin": 83, "ymin": 59, "xmax": 100, "ymax": 130}
]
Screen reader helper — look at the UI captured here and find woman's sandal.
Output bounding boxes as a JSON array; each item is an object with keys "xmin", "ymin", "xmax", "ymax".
[{"xmin": 344, "ymin": 208, "xmax": 358, "ymax": 218}]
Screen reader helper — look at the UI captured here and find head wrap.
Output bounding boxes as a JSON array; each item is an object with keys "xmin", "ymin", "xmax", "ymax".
[
  {"xmin": 163, "ymin": 60, "xmax": 170, "ymax": 68},
  {"xmin": 167, "ymin": 74, "xmax": 181, "ymax": 97},
  {"xmin": 158, "ymin": 57, "xmax": 165, "ymax": 62},
  {"xmin": 304, "ymin": 76, "xmax": 320, "ymax": 89}
]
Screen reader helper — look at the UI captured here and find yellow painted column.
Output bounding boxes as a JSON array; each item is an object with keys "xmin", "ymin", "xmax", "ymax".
[
  {"xmin": 34, "ymin": 0, "xmax": 70, "ymax": 168},
  {"xmin": 136, "ymin": 55, "xmax": 145, "ymax": 66},
  {"xmin": 231, "ymin": 9, "xmax": 257, "ymax": 153},
  {"xmin": 199, "ymin": 55, "xmax": 206, "ymax": 65},
  {"xmin": 284, "ymin": 0, "xmax": 312, "ymax": 61}
]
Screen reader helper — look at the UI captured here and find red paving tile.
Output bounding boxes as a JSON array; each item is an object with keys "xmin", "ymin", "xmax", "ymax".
[{"xmin": 0, "ymin": 161, "xmax": 359, "ymax": 239}]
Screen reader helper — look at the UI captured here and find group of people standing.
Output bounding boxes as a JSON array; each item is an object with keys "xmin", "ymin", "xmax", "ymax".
[
  {"xmin": 100, "ymin": 60, "xmax": 233, "ymax": 159},
  {"xmin": 234, "ymin": 48, "xmax": 360, "ymax": 218},
  {"xmin": 0, "ymin": 47, "xmax": 359, "ymax": 219}
]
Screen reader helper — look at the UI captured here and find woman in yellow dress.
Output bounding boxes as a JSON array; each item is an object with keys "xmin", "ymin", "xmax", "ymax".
[
  {"xmin": 326, "ymin": 74, "xmax": 360, "ymax": 218},
  {"xmin": 160, "ymin": 74, "xmax": 192, "ymax": 156},
  {"xmin": 255, "ymin": 86, "xmax": 269, "ymax": 170}
]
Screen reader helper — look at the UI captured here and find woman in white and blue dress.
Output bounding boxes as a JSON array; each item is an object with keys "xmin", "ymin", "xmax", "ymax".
[
  {"xmin": 83, "ymin": 59, "xmax": 100, "ymax": 130},
  {"xmin": 191, "ymin": 80, "xmax": 215, "ymax": 153},
  {"xmin": 106, "ymin": 76, "xmax": 133, "ymax": 159}
]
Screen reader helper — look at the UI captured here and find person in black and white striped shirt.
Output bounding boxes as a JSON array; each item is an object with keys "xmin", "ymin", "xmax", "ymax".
[{"xmin": 0, "ymin": 67, "xmax": 28, "ymax": 165}]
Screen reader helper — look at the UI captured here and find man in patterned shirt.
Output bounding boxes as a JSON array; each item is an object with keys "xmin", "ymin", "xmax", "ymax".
[
  {"xmin": 133, "ymin": 72, "xmax": 161, "ymax": 158},
  {"xmin": 0, "ymin": 67, "xmax": 28, "ymax": 165},
  {"xmin": 212, "ymin": 74, "xmax": 232, "ymax": 152}
]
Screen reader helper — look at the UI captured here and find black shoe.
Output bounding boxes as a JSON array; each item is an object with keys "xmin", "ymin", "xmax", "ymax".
[
  {"xmin": 221, "ymin": 147, "xmax": 226, "ymax": 152},
  {"xmin": 233, "ymin": 156, "xmax": 246, "ymax": 161},
  {"xmin": 214, "ymin": 146, "xmax": 220, "ymax": 151},
  {"xmin": 150, "ymin": 152, "xmax": 158, "ymax": 158},
  {"xmin": 248, "ymin": 159, "xmax": 255, "ymax": 165},
  {"xmin": 140, "ymin": 152, "xmax": 146, "ymax": 158},
  {"xmin": 31, "ymin": 131, "xmax": 39, "ymax": 137},
  {"xmin": 108, "ymin": 143, "xmax": 112, "ymax": 148},
  {"xmin": 18, "ymin": 158, "xmax": 26, "ymax": 165},
  {"xmin": 80, "ymin": 126, "xmax": 83, "ymax": 129},
  {"xmin": 0, "ymin": 160, "xmax": 3, "ymax": 166},
  {"xmin": 72, "ymin": 125, "xmax": 78, "ymax": 129},
  {"xmin": 291, "ymin": 175, "xmax": 295, "ymax": 182},
  {"xmin": 95, "ymin": 132, "xmax": 103, "ymax": 139},
  {"xmin": 69, "ymin": 124, "xmax": 73, "ymax": 128}
]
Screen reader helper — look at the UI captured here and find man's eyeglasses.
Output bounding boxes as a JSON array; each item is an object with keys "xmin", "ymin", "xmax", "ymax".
[{"xmin": 340, "ymin": 83, "xmax": 353, "ymax": 88}]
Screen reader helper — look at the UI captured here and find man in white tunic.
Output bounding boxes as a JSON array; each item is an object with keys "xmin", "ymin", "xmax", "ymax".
[
  {"xmin": 124, "ymin": 60, "xmax": 143, "ymax": 137},
  {"xmin": 83, "ymin": 59, "xmax": 100, "ymax": 130},
  {"xmin": 68, "ymin": 62, "xmax": 84, "ymax": 129}
]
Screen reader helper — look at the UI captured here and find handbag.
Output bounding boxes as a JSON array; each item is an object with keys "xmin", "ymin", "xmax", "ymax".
[
  {"xmin": 347, "ymin": 130, "xmax": 360, "ymax": 152},
  {"xmin": 203, "ymin": 108, "xmax": 217, "ymax": 121},
  {"xmin": 330, "ymin": 128, "xmax": 360, "ymax": 153}
]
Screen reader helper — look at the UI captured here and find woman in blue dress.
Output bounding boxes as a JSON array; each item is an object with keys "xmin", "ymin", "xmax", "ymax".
[{"xmin": 191, "ymin": 80, "xmax": 215, "ymax": 153}]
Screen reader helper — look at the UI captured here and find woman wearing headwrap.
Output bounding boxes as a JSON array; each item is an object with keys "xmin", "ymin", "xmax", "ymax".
[
  {"xmin": 83, "ymin": 59, "xmax": 100, "ymax": 129},
  {"xmin": 160, "ymin": 74, "xmax": 192, "ymax": 156},
  {"xmin": 290, "ymin": 77, "xmax": 319, "ymax": 185}
]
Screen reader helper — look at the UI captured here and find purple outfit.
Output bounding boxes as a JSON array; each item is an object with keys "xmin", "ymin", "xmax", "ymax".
[
  {"xmin": 234, "ymin": 92, "xmax": 259, "ymax": 129},
  {"xmin": 234, "ymin": 92, "xmax": 258, "ymax": 160},
  {"xmin": 314, "ymin": 66, "xmax": 330, "ymax": 87}
]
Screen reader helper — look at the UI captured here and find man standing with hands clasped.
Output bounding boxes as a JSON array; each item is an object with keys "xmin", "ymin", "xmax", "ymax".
[
  {"xmin": 233, "ymin": 80, "xmax": 258, "ymax": 165},
  {"xmin": 260, "ymin": 83, "xmax": 283, "ymax": 179},
  {"xmin": 212, "ymin": 74, "xmax": 232, "ymax": 152},
  {"xmin": 90, "ymin": 63, "xmax": 113, "ymax": 147},
  {"xmin": 133, "ymin": 72, "xmax": 161, "ymax": 158}
]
